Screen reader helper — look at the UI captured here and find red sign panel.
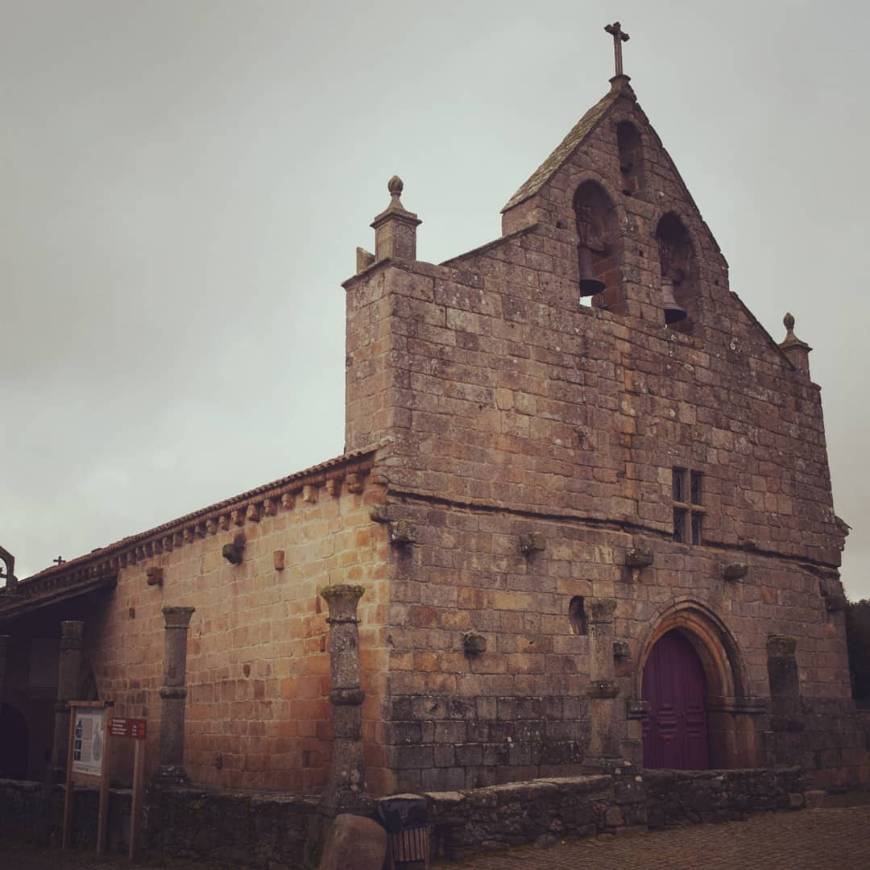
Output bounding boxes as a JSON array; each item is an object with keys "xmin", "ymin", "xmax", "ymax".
[{"xmin": 110, "ymin": 717, "xmax": 147, "ymax": 740}]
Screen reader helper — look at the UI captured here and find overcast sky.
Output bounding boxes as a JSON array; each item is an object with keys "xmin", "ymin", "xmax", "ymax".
[{"xmin": 2, "ymin": 0, "xmax": 869, "ymax": 599}]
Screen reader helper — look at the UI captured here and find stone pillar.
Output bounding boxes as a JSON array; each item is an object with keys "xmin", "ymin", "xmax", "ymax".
[
  {"xmin": 319, "ymin": 584, "xmax": 367, "ymax": 815},
  {"xmin": 51, "ymin": 620, "xmax": 84, "ymax": 778},
  {"xmin": 779, "ymin": 313, "xmax": 812, "ymax": 375},
  {"xmin": 586, "ymin": 598, "xmax": 621, "ymax": 765},
  {"xmin": 156, "ymin": 606, "xmax": 195, "ymax": 783},
  {"xmin": 371, "ymin": 176, "xmax": 421, "ymax": 263},
  {"xmin": 767, "ymin": 635, "xmax": 801, "ymax": 731}
]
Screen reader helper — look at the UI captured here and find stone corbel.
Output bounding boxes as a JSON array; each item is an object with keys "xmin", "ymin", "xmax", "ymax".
[
  {"xmin": 519, "ymin": 533, "xmax": 545, "ymax": 557},
  {"xmin": 722, "ymin": 562, "xmax": 748, "ymax": 582},
  {"xmin": 625, "ymin": 547, "xmax": 653, "ymax": 583},
  {"xmin": 388, "ymin": 520, "xmax": 416, "ymax": 547},
  {"xmin": 222, "ymin": 533, "xmax": 246, "ymax": 565},
  {"xmin": 588, "ymin": 679, "xmax": 620, "ymax": 699},
  {"xmin": 463, "ymin": 632, "xmax": 487, "ymax": 658},
  {"xmin": 626, "ymin": 698, "xmax": 650, "ymax": 720},
  {"xmin": 612, "ymin": 640, "xmax": 630, "ymax": 661}
]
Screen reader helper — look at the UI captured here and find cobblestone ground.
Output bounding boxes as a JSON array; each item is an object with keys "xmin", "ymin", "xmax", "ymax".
[
  {"xmin": 4, "ymin": 806, "xmax": 870, "ymax": 868},
  {"xmin": 435, "ymin": 806, "xmax": 870, "ymax": 870}
]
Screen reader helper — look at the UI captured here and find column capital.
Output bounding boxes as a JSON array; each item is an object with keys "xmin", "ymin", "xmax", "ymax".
[
  {"xmin": 60, "ymin": 620, "xmax": 85, "ymax": 649},
  {"xmin": 320, "ymin": 584, "xmax": 365, "ymax": 622},
  {"xmin": 162, "ymin": 606, "xmax": 195, "ymax": 629}
]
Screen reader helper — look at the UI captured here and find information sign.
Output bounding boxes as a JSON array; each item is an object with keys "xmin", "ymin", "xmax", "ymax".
[
  {"xmin": 110, "ymin": 717, "xmax": 147, "ymax": 739},
  {"xmin": 72, "ymin": 708, "xmax": 106, "ymax": 776}
]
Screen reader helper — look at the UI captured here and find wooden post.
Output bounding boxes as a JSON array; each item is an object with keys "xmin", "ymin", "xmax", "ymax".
[
  {"xmin": 96, "ymin": 716, "xmax": 113, "ymax": 854},
  {"xmin": 62, "ymin": 703, "xmax": 76, "ymax": 850},
  {"xmin": 129, "ymin": 738, "xmax": 146, "ymax": 861},
  {"xmin": 62, "ymin": 701, "xmax": 113, "ymax": 854}
]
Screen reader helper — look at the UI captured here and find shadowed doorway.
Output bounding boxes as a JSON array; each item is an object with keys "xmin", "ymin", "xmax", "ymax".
[{"xmin": 0, "ymin": 703, "xmax": 30, "ymax": 779}]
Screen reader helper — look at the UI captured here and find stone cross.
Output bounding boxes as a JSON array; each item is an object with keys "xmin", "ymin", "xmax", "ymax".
[
  {"xmin": 53, "ymin": 556, "xmax": 65, "ymax": 566},
  {"xmin": 604, "ymin": 21, "xmax": 630, "ymax": 77}
]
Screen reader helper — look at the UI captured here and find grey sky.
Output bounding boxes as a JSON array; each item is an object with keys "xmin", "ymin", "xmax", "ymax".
[{"xmin": 2, "ymin": 1, "xmax": 868, "ymax": 598}]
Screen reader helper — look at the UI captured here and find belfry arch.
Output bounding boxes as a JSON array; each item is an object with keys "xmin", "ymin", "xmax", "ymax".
[{"xmin": 634, "ymin": 600, "xmax": 760, "ymax": 769}]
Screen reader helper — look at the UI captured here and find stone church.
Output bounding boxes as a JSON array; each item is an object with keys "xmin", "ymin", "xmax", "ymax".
[{"xmin": 1, "ymin": 26, "xmax": 867, "ymax": 814}]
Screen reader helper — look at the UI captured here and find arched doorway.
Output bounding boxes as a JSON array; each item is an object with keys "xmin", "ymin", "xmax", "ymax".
[
  {"xmin": 642, "ymin": 630, "xmax": 709, "ymax": 769},
  {"xmin": 635, "ymin": 599, "xmax": 760, "ymax": 770}
]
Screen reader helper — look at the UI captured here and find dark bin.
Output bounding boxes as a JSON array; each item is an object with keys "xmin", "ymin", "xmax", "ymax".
[{"xmin": 377, "ymin": 794, "xmax": 430, "ymax": 869}]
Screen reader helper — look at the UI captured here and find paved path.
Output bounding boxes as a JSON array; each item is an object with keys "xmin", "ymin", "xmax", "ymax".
[
  {"xmin": 436, "ymin": 806, "xmax": 870, "ymax": 869},
  {"xmin": 4, "ymin": 805, "xmax": 869, "ymax": 868}
]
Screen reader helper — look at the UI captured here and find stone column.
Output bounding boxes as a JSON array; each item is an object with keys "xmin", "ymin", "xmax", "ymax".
[
  {"xmin": 319, "ymin": 584, "xmax": 367, "ymax": 815},
  {"xmin": 764, "ymin": 634, "xmax": 804, "ymax": 768},
  {"xmin": 767, "ymin": 635, "xmax": 801, "ymax": 729},
  {"xmin": 156, "ymin": 606, "xmax": 195, "ymax": 783},
  {"xmin": 586, "ymin": 598, "xmax": 621, "ymax": 765},
  {"xmin": 51, "ymin": 620, "xmax": 84, "ymax": 778}
]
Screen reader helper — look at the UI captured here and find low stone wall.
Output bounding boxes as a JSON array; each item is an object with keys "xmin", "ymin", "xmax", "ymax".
[
  {"xmin": 0, "ymin": 768, "xmax": 807, "ymax": 867},
  {"xmin": 0, "ymin": 779, "xmax": 132, "ymax": 852},
  {"xmin": 426, "ymin": 767, "xmax": 806, "ymax": 861},
  {"xmin": 147, "ymin": 786, "xmax": 320, "ymax": 869}
]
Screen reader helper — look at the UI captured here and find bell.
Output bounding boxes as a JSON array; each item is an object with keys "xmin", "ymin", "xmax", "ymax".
[
  {"xmin": 662, "ymin": 277, "xmax": 687, "ymax": 325},
  {"xmin": 579, "ymin": 246, "xmax": 605, "ymax": 296}
]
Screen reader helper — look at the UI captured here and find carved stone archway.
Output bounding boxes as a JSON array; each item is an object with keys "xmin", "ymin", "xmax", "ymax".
[{"xmin": 633, "ymin": 599, "xmax": 761, "ymax": 769}]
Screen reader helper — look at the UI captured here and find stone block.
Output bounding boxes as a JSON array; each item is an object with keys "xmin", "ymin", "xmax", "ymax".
[{"xmin": 318, "ymin": 814, "xmax": 387, "ymax": 870}]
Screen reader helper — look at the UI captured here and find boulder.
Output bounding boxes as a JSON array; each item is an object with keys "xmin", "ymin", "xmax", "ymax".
[{"xmin": 319, "ymin": 814, "xmax": 387, "ymax": 870}]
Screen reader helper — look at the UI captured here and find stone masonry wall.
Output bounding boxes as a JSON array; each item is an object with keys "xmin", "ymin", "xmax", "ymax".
[
  {"xmin": 344, "ymin": 81, "xmax": 859, "ymax": 788},
  {"xmin": 78, "ymin": 467, "xmax": 393, "ymax": 794}
]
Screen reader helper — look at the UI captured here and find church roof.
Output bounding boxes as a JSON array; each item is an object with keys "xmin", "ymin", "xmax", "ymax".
[
  {"xmin": 502, "ymin": 87, "xmax": 620, "ymax": 212},
  {"xmin": 0, "ymin": 447, "xmax": 377, "ymax": 620}
]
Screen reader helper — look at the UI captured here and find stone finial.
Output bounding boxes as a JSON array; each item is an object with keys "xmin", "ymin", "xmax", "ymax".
[
  {"xmin": 0, "ymin": 545, "xmax": 17, "ymax": 590},
  {"xmin": 370, "ymin": 176, "xmax": 421, "ymax": 263},
  {"xmin": 388, "ymin": 175, "xmax": 404, "ymax": 198},
  {"xmin": 779, "ymin": 312, "xmax": 812, "ymax": 375}
]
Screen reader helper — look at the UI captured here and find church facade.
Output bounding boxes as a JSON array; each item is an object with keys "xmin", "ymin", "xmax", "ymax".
[{"xmin": 1, "ymin": 54, "xmax": 866, "ymax": 802}]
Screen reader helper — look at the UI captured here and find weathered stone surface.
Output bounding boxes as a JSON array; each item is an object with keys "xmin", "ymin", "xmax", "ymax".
[{"xmin": 318, "ymin": 814, "xmax": 386, "ymax": 870}]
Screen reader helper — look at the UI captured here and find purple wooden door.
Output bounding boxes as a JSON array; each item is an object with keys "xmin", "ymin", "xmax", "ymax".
[{"xmin": 642, "ymin": 630, "xmax": 709, "ymax": 769}]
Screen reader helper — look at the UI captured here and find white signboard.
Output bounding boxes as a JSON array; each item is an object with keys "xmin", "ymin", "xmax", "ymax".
[{"xmin": 72, "ymin": 708, "xmax": 106, "ymax": 777}]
